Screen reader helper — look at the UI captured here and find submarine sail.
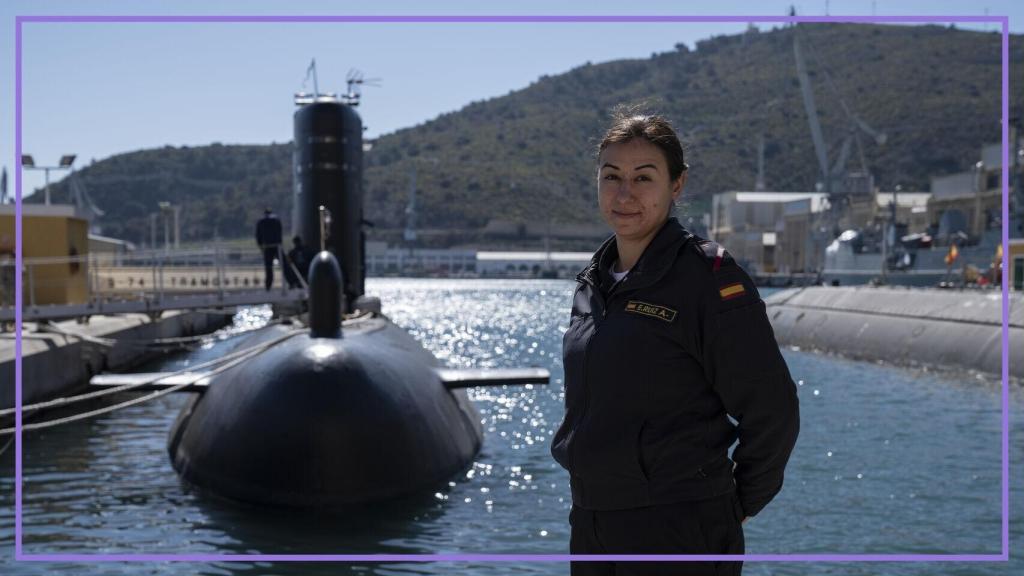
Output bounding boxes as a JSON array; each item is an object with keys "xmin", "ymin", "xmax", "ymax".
[{"xmin": 293, "ymin": 97, "xmax": 365, "ymax": 312}]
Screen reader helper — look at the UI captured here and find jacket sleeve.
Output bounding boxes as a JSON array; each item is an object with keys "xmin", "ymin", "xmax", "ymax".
[
  {"xmin": 271, "ymin": 218, "xmax": 283, "ymax": 245},
  {"xmin": 699, "ymin": 258, "xmax": 800, "ymax": 519}
]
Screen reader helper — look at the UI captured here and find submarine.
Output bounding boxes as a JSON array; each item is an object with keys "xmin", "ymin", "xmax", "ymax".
[{"xmin": 92, "ymin": 86, "xmax": 548, "ymax": 506}]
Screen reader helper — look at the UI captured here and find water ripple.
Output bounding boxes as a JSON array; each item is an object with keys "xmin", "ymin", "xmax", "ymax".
[{"xmin": 2, "ymin": 279, "xmax": 1021, "ymax": 576}]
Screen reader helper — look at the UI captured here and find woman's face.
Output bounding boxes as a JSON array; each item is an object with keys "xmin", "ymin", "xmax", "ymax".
[{"xmin": 597, "ymin": 138, "xmax": 685, "ymax": 243}]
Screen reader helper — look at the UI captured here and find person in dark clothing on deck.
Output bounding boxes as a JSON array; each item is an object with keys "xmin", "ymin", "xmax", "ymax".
[
  {"xmin": 551, "ymin": 105, "xmax": 800, "ymax": 576},
  {"xmin": 283, "ymin": 235, "xmax": 311, "ymax": 289},
  {"xmin": 255, "ymin": 208, "xmax": 283, "ymax": 291}
]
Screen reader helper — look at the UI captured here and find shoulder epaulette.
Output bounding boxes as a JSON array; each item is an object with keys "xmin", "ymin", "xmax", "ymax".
[
  {"xmin": 694, "ymin": 239, "xmax": 736, "ymax": 272},
  {"xmin": 693, "ymin": 239, "xmax": 758, "ymax": 309}
]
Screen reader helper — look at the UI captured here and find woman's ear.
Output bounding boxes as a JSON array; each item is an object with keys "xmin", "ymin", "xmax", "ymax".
[{"xmin": 672, "ymin": 172, "xmax": 687, "ymax": 201}]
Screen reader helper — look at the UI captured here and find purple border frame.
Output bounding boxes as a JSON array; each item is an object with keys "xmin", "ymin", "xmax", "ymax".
[{"xmin": 12, "ymin": 13, "xmax": 1012, "ymax": 565}]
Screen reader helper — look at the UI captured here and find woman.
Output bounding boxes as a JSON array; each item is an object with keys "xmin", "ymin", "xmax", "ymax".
[{"xmin": 551, "ymin": 106, "xmax": 800, "ymax": 576}]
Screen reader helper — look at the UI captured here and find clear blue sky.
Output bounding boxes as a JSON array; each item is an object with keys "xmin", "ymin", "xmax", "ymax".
[{"xmin": 2, "ymin": 0, "xmax": 1021, "ymax": 200}]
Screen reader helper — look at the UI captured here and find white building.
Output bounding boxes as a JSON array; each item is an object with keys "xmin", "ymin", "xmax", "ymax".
[
  {"xmin": 711, "ymin": 191, "xmax": 829, "ymax": 274},
  {"xmin": 363, "ymin": 241, "xmax": 592, "ymax": 278},
  {"xmin": 364, "ymin": 241, "xmax": 476, "ymax": 276},
  {"xmin": 475, "ymin": 251, "xmax": 592, "ymax": 277}
]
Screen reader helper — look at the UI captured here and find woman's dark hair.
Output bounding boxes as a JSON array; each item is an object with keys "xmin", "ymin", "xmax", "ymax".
[{"xmin": 597, "ymin": 104, "xmax": 688, "ymax": 181}]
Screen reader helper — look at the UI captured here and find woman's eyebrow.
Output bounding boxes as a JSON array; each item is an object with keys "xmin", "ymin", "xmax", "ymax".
[{"xmin": 600, "ymin": 162, "xmax": 659, "ymax": 171}]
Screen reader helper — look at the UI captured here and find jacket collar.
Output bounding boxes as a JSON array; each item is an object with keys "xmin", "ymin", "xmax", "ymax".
[{"xmin": 577, "ymin": 217, "xmax": 693, "ymax": 291}]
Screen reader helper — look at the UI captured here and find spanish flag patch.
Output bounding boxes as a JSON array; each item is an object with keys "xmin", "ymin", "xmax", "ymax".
[{"xmin": 719, "ymin": 282, "xmax": 746, "ymax": 301}]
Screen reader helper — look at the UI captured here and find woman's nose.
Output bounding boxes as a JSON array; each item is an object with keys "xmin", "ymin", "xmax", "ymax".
[{"xmin": 616, "ymin": 180, "xmax": 633, "ymax": 201}]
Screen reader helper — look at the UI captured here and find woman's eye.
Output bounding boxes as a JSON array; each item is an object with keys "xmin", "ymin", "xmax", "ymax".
[
  {"xmin": 603, "ymin": 174, "xmax": 619, "ymax": 181},
  {"xmin": 635, "ymin": 175, "xmax": 651, "ymax": 182}
]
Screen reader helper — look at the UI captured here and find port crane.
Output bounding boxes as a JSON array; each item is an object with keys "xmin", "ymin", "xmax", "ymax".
[{"xmin": 792, "ymin": 28, "xmax": 886, "ymax": 199}]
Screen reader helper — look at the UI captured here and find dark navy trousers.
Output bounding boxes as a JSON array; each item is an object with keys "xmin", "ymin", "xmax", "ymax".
[
  {"xmin": 262, "ymin": 246, "xmax": 278, "ymax": 290},
  {"xmin": 569, "ymin": 492, "xmax": 744, "ymax": 576}
]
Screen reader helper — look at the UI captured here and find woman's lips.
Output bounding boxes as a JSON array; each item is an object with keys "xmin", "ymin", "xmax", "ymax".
[{"xmin": 612, "ymin": 210, "xmax": 641, "ymax": 218}]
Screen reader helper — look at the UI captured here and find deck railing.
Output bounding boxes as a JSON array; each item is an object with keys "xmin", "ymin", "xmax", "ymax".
[{"xmin": 0, "ymin": 246, "xmax": 304, "ymax": 323}]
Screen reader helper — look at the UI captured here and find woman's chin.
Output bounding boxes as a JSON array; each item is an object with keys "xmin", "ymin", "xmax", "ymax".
[{"xmin": 611, "ymin": 219, "xmax": 650, "ymax": 239}]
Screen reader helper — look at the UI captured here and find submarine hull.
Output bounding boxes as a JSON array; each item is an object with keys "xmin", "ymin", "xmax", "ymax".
[
  {"xmin": 765, "ymin": 286, "xmax": 1024, "ymax": 379},
  {"xmin": 168, "ymin": 317, "xmax": 483, "ymax": 507}
]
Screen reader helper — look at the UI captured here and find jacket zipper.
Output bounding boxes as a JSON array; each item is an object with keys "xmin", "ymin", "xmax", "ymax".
[
  {"xmin": 570, "ymin": 270, "xmax": 645, "ymax": 499},
  {"xmin": 570, "ymin": 273, "xmax": 603, "ymax": 494}
]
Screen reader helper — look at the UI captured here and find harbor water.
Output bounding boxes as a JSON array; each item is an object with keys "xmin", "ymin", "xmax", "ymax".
[{"xmin": 1, "ymin": 279, "xmax": 1021, "ymax": 575}]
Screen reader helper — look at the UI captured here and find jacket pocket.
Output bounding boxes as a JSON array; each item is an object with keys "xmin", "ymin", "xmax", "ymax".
[{"xmin": 696, "ymin": 453, "xmax": 733, "ymax": 480}]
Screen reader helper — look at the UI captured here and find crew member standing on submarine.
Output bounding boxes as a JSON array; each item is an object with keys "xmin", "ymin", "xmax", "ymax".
[
  {"xmin": 284, "ymin": 235, "xmax": 312, "ymax": 289},
  {"xmin": 255, "ymin": 207, "xmax": 283, "ymax": 291},
  {"xmin": 551, "ymin": 105, "xmax": 800, "ymax": 576}
]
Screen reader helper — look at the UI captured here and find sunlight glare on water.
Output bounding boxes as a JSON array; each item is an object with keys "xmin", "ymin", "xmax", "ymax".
[{"xmin": 1, "ymin": 279, "xmax": 1020, "ymax": 576}]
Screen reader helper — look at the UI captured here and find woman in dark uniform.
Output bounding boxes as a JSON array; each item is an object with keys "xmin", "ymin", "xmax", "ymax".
[{"xmin": 551, "ymin": 106, "xmax": 800, "ymax": 576}]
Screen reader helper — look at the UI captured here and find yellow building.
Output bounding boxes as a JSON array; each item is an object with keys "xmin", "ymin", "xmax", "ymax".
[{"xmin": 0, "ymin": 204, "xmax": 89, "ymax": 306}]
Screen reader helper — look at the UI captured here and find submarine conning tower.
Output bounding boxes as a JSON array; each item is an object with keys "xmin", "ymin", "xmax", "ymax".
[{"xmin": 293, "ymin": 95, "xmax": 365, "ymax": 313}]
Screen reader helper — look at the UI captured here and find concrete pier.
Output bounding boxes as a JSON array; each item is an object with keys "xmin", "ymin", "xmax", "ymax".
[
  {"xmin": 0, "ymin": 311, "xmax": 231, "ymax": 411},
  {"xmin": 765, "ymin": 286, "xmax": 1023, "ymax": 380}
]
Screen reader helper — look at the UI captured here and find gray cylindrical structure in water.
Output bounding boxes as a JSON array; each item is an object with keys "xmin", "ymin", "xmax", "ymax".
[
  {"xmin": 764, "ymin": 286, "xmax": 1024, "ymax": 379},
  {"xmin": 293, "ymin": 98, "xmax": 364, "ymax": 312}
]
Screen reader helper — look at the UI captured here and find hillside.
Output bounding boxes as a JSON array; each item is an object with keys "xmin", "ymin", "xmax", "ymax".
[{"xmin": 34, "ymin": 23, "xmax": 1022, "ymax": 247}]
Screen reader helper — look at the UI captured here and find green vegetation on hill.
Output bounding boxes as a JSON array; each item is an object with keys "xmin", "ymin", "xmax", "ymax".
[{"xmin": 34, "ymin": 23, "xmax": 1021, "ymax": 246}]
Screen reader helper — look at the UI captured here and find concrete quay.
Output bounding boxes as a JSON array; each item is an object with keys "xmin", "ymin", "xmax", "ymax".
[{"xmin": 1, "ymin": 311, "xmax": 231, "ymax": 411}]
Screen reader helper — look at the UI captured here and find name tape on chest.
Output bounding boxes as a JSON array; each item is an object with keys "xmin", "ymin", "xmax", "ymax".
[{"xmin": 624, "ymin": 300, "xmax": 677, "ymax": 323}]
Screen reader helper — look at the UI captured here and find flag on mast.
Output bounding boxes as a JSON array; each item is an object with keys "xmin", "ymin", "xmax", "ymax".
[{"xmin": 944, "ymin": 243, "xmax": 959, "ymax": 266}]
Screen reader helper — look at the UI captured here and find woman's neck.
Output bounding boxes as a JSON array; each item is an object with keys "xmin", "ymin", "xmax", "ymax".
[{"xmin": 614, "ymin": 226, "xmax": 661, "ymax": 272}]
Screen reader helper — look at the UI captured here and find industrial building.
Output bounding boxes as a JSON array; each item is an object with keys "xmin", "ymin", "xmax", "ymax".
[
  {"xmin": 927, "ymin": 143, "xmax": 1004, "ymax": 244},
  {"xmin": 363, "ymin": 240, "xmax": 591, "ymax": 278},
  {"xmin": 711, "ymin": 191, "xmax": 828, "ymax": 274}
]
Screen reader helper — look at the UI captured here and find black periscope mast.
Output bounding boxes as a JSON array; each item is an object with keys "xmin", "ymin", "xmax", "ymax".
[{"xmin": 96, "ymin": 62, "xmax": 549, "ymax": 506}]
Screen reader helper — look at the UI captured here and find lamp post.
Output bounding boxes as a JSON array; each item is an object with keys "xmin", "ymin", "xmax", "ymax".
[
  {"xmin": 159, "ymin": 201, "xmax": 173, "ymax": 254},
  {"xmin": 20, "ymin": 154, "xmax": 75, "ymax": 205},
  {"xmin": 173, "ymin": 205, "xmax": 181, "ymax": 249},
  {"xmin": 973, "ymin": 161, "xmax": 985, "ymax": 239}
]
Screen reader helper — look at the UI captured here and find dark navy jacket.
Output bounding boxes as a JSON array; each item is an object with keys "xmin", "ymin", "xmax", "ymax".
[
  {"xmin": 255, "ymin": 213, "xmax": 283, "ymax": 248},
  {"xmin": 551, "ymin": 217, "xmax": 800, "ymax": 518}
]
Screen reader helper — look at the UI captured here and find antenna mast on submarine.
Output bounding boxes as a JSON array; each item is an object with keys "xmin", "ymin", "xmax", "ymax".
[
  {"xmin": 295, "ymin": 59, "xmax": 332, "ymax": 105},
  {"xmin": 307, "ymin": 59, "xmax": 319, "ymax": 98},
  {"xmin": 344, "ymin": 69, "xmax": 381, "ymax": 107}
]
